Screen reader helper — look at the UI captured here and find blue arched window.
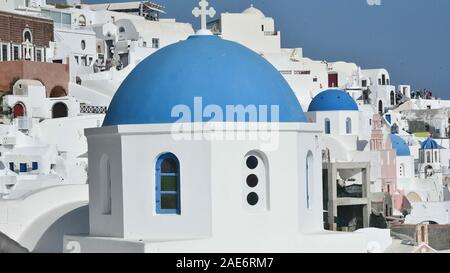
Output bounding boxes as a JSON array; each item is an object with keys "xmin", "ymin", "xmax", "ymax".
[
  {"xmin": 325, "ymin": 118, "xmax": 331, "ymax": 134},
  {"xmin": 156, "ymin": 153, "xmax": 181, "ymax": 214}
]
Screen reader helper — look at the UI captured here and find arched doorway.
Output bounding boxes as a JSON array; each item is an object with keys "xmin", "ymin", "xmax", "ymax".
[
  {"xmin": 23, "ymin": 28, "xmax": 33, "ymax": 43},
  {"xmin": 425, "ymin": 165, "xmax": 434, "ymax": 178},
  {"xmin": 13, "ymin": 103, "xmax": 26, "ymax": 118},
  {"xmin": 52, "ymin": 102, "xmax": 68, "ymax": 118},
  {"xmin": 378, "ymin": 100, "xmax": 383, "ymax": 114},
  {"xmin": 49, "ymin": 86, "xmax": 67, "ymax": 98}
]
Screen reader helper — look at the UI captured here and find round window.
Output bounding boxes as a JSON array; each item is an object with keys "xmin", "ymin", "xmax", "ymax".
[
  {"xmin": 246, "ymin": 156, "xmax": 258, "ymax": 169},
  {"xmin": 247, "ymin": 192, "xmax": 259, "ymax": 206},
  {"xmin": 246, "ymin": 174, "xmax": 258, "ymax": 188}
]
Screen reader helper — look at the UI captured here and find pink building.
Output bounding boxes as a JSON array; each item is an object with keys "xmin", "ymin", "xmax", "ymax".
[{"xmin": 370, "ymin": 114, "xmax": 402, "ymax": 214}]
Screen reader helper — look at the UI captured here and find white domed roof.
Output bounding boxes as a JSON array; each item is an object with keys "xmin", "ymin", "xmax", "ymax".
[{"xmin": 243, "ymin": 5, "xmax": 265, "ymax": 18}]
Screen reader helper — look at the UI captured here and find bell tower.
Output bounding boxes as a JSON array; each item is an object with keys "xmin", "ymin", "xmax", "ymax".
[{"xmin": 370, "ymin": 113, "xmax": 384, "ymax": 151}]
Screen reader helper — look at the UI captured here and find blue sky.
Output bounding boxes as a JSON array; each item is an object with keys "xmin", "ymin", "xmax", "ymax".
[{"xmin": 82, "ymin": 0, "xmax": 450, "ymax": 98}]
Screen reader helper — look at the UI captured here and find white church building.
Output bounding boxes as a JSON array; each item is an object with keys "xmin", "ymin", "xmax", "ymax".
[{"xmin": 63, "ymin": 2, "xmax": 369, "ymax": 252}]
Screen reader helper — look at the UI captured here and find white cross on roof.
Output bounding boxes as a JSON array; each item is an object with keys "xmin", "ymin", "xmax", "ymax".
[{"xmin": 192, "ymin": 0, "xmax": 216, "ymax": 35}]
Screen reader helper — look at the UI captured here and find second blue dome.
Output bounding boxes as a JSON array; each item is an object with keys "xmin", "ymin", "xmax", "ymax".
[{"xmin": 308, "ymin": 89, "xmax": 359, "ymax": 112}]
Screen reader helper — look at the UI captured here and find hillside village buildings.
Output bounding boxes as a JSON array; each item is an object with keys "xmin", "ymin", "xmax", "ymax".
[{"xmin": 0, "ymin": 0, "xmax": 449, "ymax": 253}]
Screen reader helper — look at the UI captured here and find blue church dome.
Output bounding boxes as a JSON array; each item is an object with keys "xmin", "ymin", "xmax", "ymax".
[
  {"xmin": 390, "ymin": 134, "xmax": 411, "ymax": 156},
  {"xmin": 308, "ymin": 89, "xmax": 359, "ymax": 112},
  {"xmin": 421, "ymin": 138, "xmax": 440, "ymax": 149},
  {"xmin": 103, "ymin": 35, "xmax": 307, "ymax": 126}
]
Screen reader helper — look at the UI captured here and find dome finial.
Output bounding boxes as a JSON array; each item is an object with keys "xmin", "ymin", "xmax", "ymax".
[{"xmin": 192, "ymin": 0, "xmax": 216, "ymax": 35}]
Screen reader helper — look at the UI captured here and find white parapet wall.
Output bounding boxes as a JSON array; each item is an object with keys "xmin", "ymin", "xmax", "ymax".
[
  {"xmin": 0, "ymin": 184, "xmax": 89, "ymax": 252},
  {"xmin": 405, "ymin": 201, "xmax": 450, "ymax": 224}
]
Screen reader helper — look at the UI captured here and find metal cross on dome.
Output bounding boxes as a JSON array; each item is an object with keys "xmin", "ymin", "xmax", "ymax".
[{"xmin": 192, "ymin": 0, "xmax": 216, "ymax": 33}]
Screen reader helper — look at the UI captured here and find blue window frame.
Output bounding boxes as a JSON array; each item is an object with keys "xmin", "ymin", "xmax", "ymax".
[
  {"xmin": 155, "ymin": 153, "xmax": 180, "ymax": 214},
  {"xmin": 19, "ymin": 163, "xmax": 27, "ymax": 173},
  {"xmin": 32, "ymin": 162, "xmax": 38, "ymax": 170}
]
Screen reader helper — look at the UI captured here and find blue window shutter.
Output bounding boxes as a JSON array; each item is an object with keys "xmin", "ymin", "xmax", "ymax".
[
  {"xmin": 20, "ymin": 163, "xmax": 27, "ymax": 173},
  {"xmin": 155, "ymin": 153, "xmax": 181, "ymax": 215}
]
